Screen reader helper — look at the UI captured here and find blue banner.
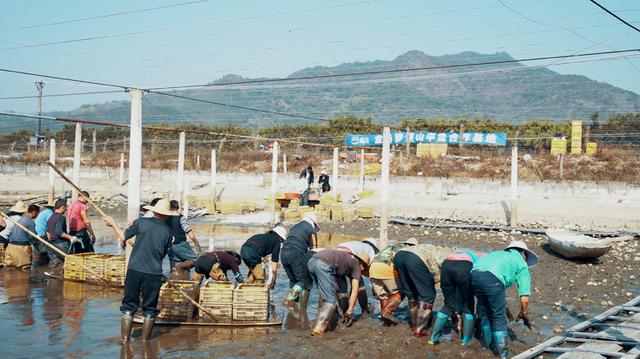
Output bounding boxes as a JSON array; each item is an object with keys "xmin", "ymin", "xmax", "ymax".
[{"xmin": 344, "ymin": 132, "xmax": 507, "ymax": 147}]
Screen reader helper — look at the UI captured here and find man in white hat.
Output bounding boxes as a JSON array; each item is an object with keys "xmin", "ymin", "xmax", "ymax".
[
  {"xmin": 281, "ymin": 212, "xmax": 319, "ymax": 303},
  {"xmin": 0, "ymin": 201, "xmax": 28, "ymax": 249},
  {"xmin": 104, "ymin": 199, "xmax": 177, "ymax": 343},
  {"xmin": 336, "ymin": 238, "xmax": 379, "ymax": 316},
  {"xmin": 240, "ymin": 224, "xmax": 287, "ymax": 287},
  {"xmin": 4, "ymin": 204, "xmax": 40, "ymax": 269},
  {"xmin": 471, "ymin": 240, "xmax": 538, "ymax": 359},
  {"xmin": 318, "ymin": 170, "xmax": 331, "ymax": 193},
  {"xmin": 369, "ymin": 238, "xmax": 418, "ymax": 326}
]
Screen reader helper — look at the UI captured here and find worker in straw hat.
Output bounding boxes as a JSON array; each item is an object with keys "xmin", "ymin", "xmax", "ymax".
[
  {"xmin": 4, "ymin": 204, "xmax": 40, "ymax": 269},
  {"xmin": 240, "ymin": 224, "xmax": 288, "ymax": 287},
  {"xmin": 104, "ymin": 198, "xmax": 177, "ymax": 343},
  {"xmin": 369, "ymin": 238, "xmax": 418, "ymax": 326},
  {"xmin": 336, "ymin": 238, "xmax": 380, "ymax": 316},
  {"xmin": 471, "ymin": 240, "xmax": 538, "ymax": 358},
  {"xmin": 1, "ymin": 200, "xmax": 28, "ymax": 249},
  {"xmin": 307, "ymin": 248, "xmax": 370, "ymax": 336},
  {"xmin": 281, "ymin": 212, "xmax": 319, "ymax": 304}
]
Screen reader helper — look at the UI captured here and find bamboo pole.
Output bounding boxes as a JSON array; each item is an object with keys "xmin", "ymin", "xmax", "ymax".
[{"xmin": 1, "ymin": 212, "xmax": 110, "ymax": 284}]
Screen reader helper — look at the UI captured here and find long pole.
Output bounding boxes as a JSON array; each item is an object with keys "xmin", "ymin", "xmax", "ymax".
[
  {"xmin": 127, "ymin": 89, "xmax": 143, "ymax": 266},
  {"xmin": 48, "ymin": 139, "xmax": 56, "ymax": 203},
  {"xmin": 166, "ymin": 280, "xmax": 220, "ymax": 321},
  {"xmin": 35, "ymin": 80, "xmax": 44, "ymax": 136},
  {"xmin": 72, "ymin": 122, "xmax": 82, "ymax": 202},
  {"xmin": 379, "ymin": 127, "xmax": 391, "ymax": 248},
  {"xmin": 271, "ymin": 141, "xmax": 279, "ymax": 225},
  {"xmin": 1, "ymin": 213, "xmax": 109, "ymax": 284},
  {"xmin": 332, "ymin": 148, "xmax": 339, "ymax": 195},
  {"xmin": 510, "ymin": 132, "xmax": 519, "ymax": 227},
  {"xmin": 177, "ymin": 131, "xmax": 186, "ymax": 205}
]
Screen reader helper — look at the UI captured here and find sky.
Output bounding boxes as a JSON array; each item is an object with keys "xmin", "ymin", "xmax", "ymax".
[{"xmin": 0, "ymin": 0, "xmax": 639, "ymax": 115}]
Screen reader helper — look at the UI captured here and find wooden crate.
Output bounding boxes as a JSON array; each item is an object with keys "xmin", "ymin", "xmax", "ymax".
[
  {"xmin": 233, "ymin": 284, "xmax": 269, "ymax": 305},
  {"xmin": 105, "ymin": 255, "xmax": 125, "ymax": 286},
  {"xmin": 84, "ymin": 254, "xmax": 109, "ymax": 282},
  {"xmin": 233, "ymin": 303, "xmax": 269, "ymax": 321},
  {"xmin": 158, "ymin": 280, "xmax": 198, "ymax": 321},
  {"xmin": 63, "ymin": 253, "xmax": 96, "ymax": 281},
  {"xmin": 199, "ymin": 281, "xmax": 234, "ymax": 320}
]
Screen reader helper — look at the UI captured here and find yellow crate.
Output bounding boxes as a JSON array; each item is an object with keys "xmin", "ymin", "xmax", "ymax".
[
  {"xmin": 233, "ymin": 303, "xmax": 269, "ymax": 321},
  {"xmin": 233, "ymin": 284, "xmax": 269, "ymax": 305},
  {"xmin": 84, "ymin": 254, "xmax": 110, "ymax": 282},
  {"xmin": 357, "ymin": 189, "xmax": 375, "ymax": 200},
  {"xmin": 158, "ymin": 280, "xmax": 198, "ymax": 321},
  {"xmin": 199, "ymin": 281, "xmax": 234, "ymax": 320},
  {"xmin": 63, "ymin": 253, "xmax": 95, "ymax": 281},
  {"xmin": 342, "ymin": 207, "xmax": 356, "ymax": 222},
  {"xmin": 355, "ymin": 206, "xmax": 375, "ymax": 219},
  {"xmin": 105, "ymin": 255, "xmax": 125, "ymax": 286},
  {"xmin": 330, "ymin": 205, "xmax": 344, "ymax": 221},
  {"xmin": 284, "ymin": 209, "xmax": 300, "ymax": 222}
]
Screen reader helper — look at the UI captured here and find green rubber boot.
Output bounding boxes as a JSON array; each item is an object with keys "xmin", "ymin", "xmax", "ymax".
[
  {"xmin": 461, "ymin": 313, "xmax": 475, "ymax": 345},
  {"xmin": 492, "ymin": 331, "xmax": 508, "ymax": 359},
  {"xmin": 481, "ymin": 321, "xmax": 492, "ymax": 348},
  {"xmin": 428, "ymin": 312, "xmax": 449, "ymax": 345}
]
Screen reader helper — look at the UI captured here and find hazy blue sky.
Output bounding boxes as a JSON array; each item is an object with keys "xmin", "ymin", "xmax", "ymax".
[{"xmin": 1, "ymin": 0, "xmax": 639, "ymax": 114}]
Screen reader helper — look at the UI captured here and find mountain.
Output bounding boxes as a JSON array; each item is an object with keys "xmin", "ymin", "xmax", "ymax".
[{"xmin": 8, "ymin": 50, "xmax": 640, "ymax": 130}]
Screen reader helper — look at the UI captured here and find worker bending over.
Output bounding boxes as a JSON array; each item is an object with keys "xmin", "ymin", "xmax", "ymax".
[
  {"xmin": 281, "ymin": 213, "xmax": 319, "ymax": 304},
  {"xmin": 166, "ymin": 200, "xmax": 202, "ymax": 273},
  {"xmin": 187, "ymin": 250, "xmax": 244, "ymax": 284},
  {"xmin": 336, "ymin": 238, "xmax": 379, "ymax": 315},
  {"xmin": 240, "ymin": 225, "xmax": 287, "ymax": 286}
]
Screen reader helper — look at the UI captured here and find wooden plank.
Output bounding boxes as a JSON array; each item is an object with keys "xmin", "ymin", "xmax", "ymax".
[
  {"xmin": 570, "ymin": 331, "xmax": 640, "ymax": 343},
  {"xmin": 565, "ymin": 338, "xmax": 640, "ymax": 346},
  {"xmin": 592, "ymin": 322, "xmax": 640, "ymax": 330},
  {"xmin": 623, "ymin": 307, "xmax": 640, "ymax": 312},
  {"xmin": 548, "ymin": 347, "xmax": 625, "ymax": 357}
]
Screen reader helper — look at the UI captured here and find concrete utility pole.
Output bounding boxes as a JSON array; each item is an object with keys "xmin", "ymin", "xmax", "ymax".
[
  {"xmin": 358, "ymin": 148, "xmax": 365, "ymax": 193},
  {"xmin": 126, "ymin": 89, "xmax": 143, "ymax": 266},
  {"xmin": 332, "ymin": 148, "xmax": 339, "ymax": 195},
  {"xmin": 177, "ymin": 131, "xmax": 186, "ymax": 205},
  {"xmin": 123, "ymin": 137, "xmax": 127, "ymax": 152},
  {"xmin": 119, "ymin": 153, "xmax": 125, "ymax": 185},
  {"xmin": 72, "ymin": 122, "xmax": 82, "ymax": 202},
  {"xmin": 184, "ymin": 177, "xmax": 190, "ymax": 218},
  {"xmin": 35, "ymin": 81, "xmax": 44, "ymax": 136},
  {"xmin": 92, "ymin": 129, "xmax": 97, "ymax": 155},
  {"xmin": 48, "ymin": 139, "xmax": 56, "ymax": 203},
  {"xmin": 510, "ymin": 132, "xmax": 519, "ymax": 227},
  {"xmin": 405, "ymin": 126, "xmax": 411, "ymax": 153},
  {"xmin": 459, "ymin": 123, "xmax": 465, "ymax": 149},
  {"xmin": 196, "ymin": 154, "xmax": 201, "ymax": 172},
  {"xmin": 283, "ymin": 153, "xmax": 287, "ymax": 174},
  {"xmin": 210, "ymin": 148, "xmax": 217, "ymax": 195},
  {"xmin": 271, "ymin": 142, "xmax": 279, "ymax": 225},
  {"xmin": 379, "ymin": 127, "xmax": 391, "ymax": 248}
]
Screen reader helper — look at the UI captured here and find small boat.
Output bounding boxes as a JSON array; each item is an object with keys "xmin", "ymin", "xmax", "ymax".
[
  {"xmin": 133, "ymin": 315, "xmax": 282, "ymax": 327},
  {"xmin": 545, "ymin": 229, "xmax": 612, "ymax": 259}
]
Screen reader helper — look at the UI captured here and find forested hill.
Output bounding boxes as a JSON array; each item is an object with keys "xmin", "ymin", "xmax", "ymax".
[{"xmin": 23, "ymin": 50, "xmax": 640, "ymax": 129}]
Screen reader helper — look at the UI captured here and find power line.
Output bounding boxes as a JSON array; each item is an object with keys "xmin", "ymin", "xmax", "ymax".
[
  {"xmin": 147, "ymin": 48, "xmax": 640, "ymax": 91},
  {"xmin": 0, "ymin": 67, "xmax": 128, "ymax": 89},
  {"xmin": 0, "ymin": 0, "xmax": 210, "ymax": 33},
  {"xmin": 589, "ymin": 0, "xmax": 640, "ymax": 33},
  {"xmin": 0, "ymin": 90, "xmax": 123, "ymax": 100}
]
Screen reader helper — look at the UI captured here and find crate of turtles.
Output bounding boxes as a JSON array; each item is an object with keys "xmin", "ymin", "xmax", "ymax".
[
  {"xmin": 84, "ymin": 254, "xmax": 110, "ymax": 283},
  {"xmin": 104, "ymin": 255, "xmax": 125, "ymax": 286},
  {"xmin": 198, "ymin": 281, "xmax": 234, "ymax": 320},
  {"xmin": 63, "ymin": 253, "xmax": 97, "ymax": 281},
  {"xmin": 232, "ymin": 284, "xmax": 269, "ymax": 321},
  {"xmin": 157, "ymin": 280, "xmax": 198, "ymax": 321}
]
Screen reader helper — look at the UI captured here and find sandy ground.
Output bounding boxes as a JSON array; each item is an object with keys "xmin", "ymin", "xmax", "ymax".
[{"xmin": 1, "ymin": 166, "xmax": 639, "ymax": 232}]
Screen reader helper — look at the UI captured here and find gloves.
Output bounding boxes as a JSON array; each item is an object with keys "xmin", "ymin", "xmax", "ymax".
[
  {"xmin": 506, "ymin": 305, "xmax": 515, "ymax": 322},
  {"xmin": 517, "ymin": 311, "xmax": 532, "ymax": 330},
  {"xmin": 341, "ymin": 311, "xmax": 354, "ymax": 327}
]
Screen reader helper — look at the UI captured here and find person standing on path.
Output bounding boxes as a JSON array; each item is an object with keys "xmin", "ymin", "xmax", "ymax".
[
  {"xmin": 299, "ymin": 165, "xmax": 314, "ymax": 206},
  {"xmin": 166, "ymin": 200, "xmax": 202, "ymax": 273},
  {"xmin": 369, "ymin": 238, "xmax": 417, "ymax": 326},
  {"xmin": 4, "ymin": 204, "xmax": 40, "ymax": 269},
  {"xmin": 240, "ymin": 225, "xmax": 287, "ymax": 286},
  {"xmin": 307, "ymin": 249, "xmax": 370, "ymax": 336},
  {"xmin": 318, "ymin": 170, "xmax": 331, "ymax": 193},
  {"xmin": 46, "ymin": 199, "xmax": 79, "ymax": 273},
  {"xmin": 33, "ymin": 199, "xmax": 55, "ymax": 265},
  {"xmin": 281, "ymin": 213, "xmax": 319, "ymax": 304},
  {"xmin": 336, "ymin": 238, "xmax": 379, "ymax": 315},
  {"xmin": 67, "ymin": 191, "xmax": 96, "ymax": 253},
  {"xmin": 104, "ymin": 199, "xmax": 176, "ymax": 342},
  {"xmin": 430, "ymin": 249, "xmax": 480, "ymax": 346},
  {"xmin": 471, "ymin": 241, "xmax": 537, "ymax": 359}
]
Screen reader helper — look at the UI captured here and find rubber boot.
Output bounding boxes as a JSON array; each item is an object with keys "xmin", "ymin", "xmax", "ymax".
[
  {"xmin": 492, "ymin": 331, "xmax": 508, "ymax": 359},
  {"xmin": 141, "ymin": 315, "xmax": 155, "ymax": 342},
  {"xmin": 357, "ymin": 289, "xmax": 371, "ymax": 316},
  {"xmin": 480, "ymin": 320, "xmax": 492, "ymax": 348},
  {"xmin": 408, "ymin": 299, "xmax": 418, "ymax": 331},
  {"xmin": 381, "ymin": 292, "xmax": 403, "ymax": 326},
  {"xmin": 299, "ymin": 290, "xmax": 310, "ymax": 310},
  {"xmin": 286, "ymin": 284, "xmax": 303, "ymax": 302},
  {"xmin": 428, "ymin": 312, "xmax": 449, "ymax": 345},
  {"xmin": 414, "ymin": 301, "xmax": 433, "ymax": 337},
  {"xmin": 120, "ymin": 311, "xmax": 134, "ymax": 343},
  {"xmin": 378, "ymin": 298, "xmax": 388, "ymax": 314},
  {"xmin": 461, "ymin": 313, "xmax": 475, "ymax": 345},
  {"xmin": 310, "ymin": 302, "xmax": 337, "ymax": 336}
]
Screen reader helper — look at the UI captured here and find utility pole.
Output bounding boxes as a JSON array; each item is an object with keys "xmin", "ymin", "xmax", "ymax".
[{"xmin": 35, "ymin": 81, "xmax": 45, "ymax": 136}]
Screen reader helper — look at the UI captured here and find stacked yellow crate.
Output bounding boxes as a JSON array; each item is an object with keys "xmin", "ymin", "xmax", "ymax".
[
  {"xmin": 355, "ymin": 206, "xmax": 375, "ymax": 219},
  {"xmin": 233, "ymin": 284, "xmax": 269, "ymax": 321},
  {"xmin": 199, "ymin": 281, "xmax": 234, "ymax": 320},
  {"xmin": 157, "ymin": 280, "xmax": 199, "ymax": 321}
]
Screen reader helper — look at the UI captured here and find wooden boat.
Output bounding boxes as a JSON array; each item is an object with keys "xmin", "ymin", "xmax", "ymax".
[
  {"xmin": 545, "ymin": 229, "xmax": 612, "ymax": 259},
  {"xmin": 43, "ymin": 271, "xmax": 124, "ymax": 288},
  {"xmin": 133, "ymin": 315, "xmax": 282, "ymax": 327}
]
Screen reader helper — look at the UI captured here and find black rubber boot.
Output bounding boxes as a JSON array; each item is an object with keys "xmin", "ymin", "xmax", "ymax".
[
  {"xmin": 141, "ymin": 315, "xmax": 155, "ymax": 341},
  {"xmin": 120, "ymin": 311, "xmax": 134, "ymax": 343}
]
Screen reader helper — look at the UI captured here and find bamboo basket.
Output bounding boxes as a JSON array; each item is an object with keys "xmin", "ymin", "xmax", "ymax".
[
  {"xmin": 198, "ymin": 281, "xmax": 234, "ymax": 320},
  {"xmin": 157, "ymin": 280, "xmax": 198, "ymax": 321},
  {"xmin": 232, "ymin": 284, "xmax": 269, "ymax": 321},
  {"xmin": 105, "ymin": 255, "xmax": 125, "ymax": 286},
  {"xmin": 63, "ymin": 253, "xmax": 97, "ymax": 281}
]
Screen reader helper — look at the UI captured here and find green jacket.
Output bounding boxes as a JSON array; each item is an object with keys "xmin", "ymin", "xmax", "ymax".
[{"xmin": 472, "ymin": 249, "xmax": 531, "ymax": 296}]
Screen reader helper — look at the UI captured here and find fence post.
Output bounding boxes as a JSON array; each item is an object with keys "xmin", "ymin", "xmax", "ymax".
[
  {"xmin": 271, "ymin": 142, "xmax": 279, "ymax": 225},
  {"xmin": 358, "ymin": 148, "xmax": 365, "ymax": 193},
  {"xmin": 72, "ymin": 122, "xmax": 82, "ymax": 202},
  {"xmin": 177, "ymin": 131, "xmax": 186, "ymax": 205},
  {"xmin": 332, "ymin": 148, "xmax": 339, "ymax": 195},
  {"xmin": 379, "ymin": 127, "xmax": 391, "ymax": 249},
  {"xmin": 48, "ymin": 139, "xmax": 56, "ymax": 203},
  {"xmin": 510, "ymin": 132, "xmax": 519, "ymax": 227}
]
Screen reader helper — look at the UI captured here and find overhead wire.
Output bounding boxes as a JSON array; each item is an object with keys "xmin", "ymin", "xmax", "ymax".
[{"xmin": 589, "ymin": 0, "xmax": 640, "ymax": 33}]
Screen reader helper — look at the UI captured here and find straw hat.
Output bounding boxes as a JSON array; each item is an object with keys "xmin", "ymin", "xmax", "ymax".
[
  {"xmin": 44, "ymin": 198, "xmax": 57, "ymax": 208},
  {"xmin": 362, "ymin": 238, "xmax": 379, "ymax": 252},
  {"xmin": 302, "ymin": 212, "xmax": 320, "ymax": 231},
  {"xmin": 9, "ymin": 201, "xmax": 28, "ymax": 213},
  {"xmin": 272, "ymin": 225, "xmax": 288, "ymax": 240},
  {"xmin": 143, "ymin": 199, "xmax": 178, "ymax": 216},
  {"xmin": 403, "ymin": 238, "xmax": 419, "ymax": 246},
  {"xmin": 506, "ymin": 240, "xmax": 539, "ymax": 267},
  {"xmin": 321, "ymin": 170, "xmax": 327, "ymax": 175},
  {"xmin": 352, "ymin": 252, "xmax": 371, "ymax": 267}
]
